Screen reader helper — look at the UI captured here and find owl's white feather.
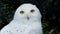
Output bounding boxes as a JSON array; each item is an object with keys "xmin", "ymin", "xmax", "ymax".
[{"xmin": 0, "ymin": 3, "xmax": 43, "ymax": 34}]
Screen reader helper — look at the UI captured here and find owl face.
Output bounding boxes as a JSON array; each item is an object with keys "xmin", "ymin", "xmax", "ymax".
[{"xmin": 14, "ymin": 3, "xmax": 41, "ymax": 21}]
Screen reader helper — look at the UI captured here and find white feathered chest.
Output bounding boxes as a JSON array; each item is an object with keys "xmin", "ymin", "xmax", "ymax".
[{"xmin": 0, "ymin": 21, "xmax": 42, "ymax": 34}]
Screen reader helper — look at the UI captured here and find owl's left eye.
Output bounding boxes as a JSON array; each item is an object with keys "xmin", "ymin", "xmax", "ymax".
[
  {"xmin": 20, "ymin": 11, "xmax": 24, "ymax": 14},
  {"xmin": 30, "ymin": 9, "xmax": 35, "ymax": 13}
]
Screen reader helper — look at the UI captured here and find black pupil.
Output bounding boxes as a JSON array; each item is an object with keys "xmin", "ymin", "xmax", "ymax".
[
  {"xmin": 20, "ymin": 11, "xmax": 24, "ymax": 13},
  {"xmin": 31, "ymin": 10, "xmax": 34, "ymax": 12}
]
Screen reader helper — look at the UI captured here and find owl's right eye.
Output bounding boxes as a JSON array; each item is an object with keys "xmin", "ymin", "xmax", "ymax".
[
  {"xmin": 20, "ymin": 11, "xmax": 24, "ymax": 14},
  {"xmin": 30, "ymin": 9, "xmax": 35, "ymax": 13}
]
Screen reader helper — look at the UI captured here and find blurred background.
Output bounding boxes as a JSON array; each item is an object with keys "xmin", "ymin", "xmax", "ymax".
[{"xmin": 0, "ymin": 0, "xmax": 60, "ymax": 34}]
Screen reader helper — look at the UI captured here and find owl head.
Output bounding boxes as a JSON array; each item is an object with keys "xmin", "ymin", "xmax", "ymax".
[{"xmin": 14, "ymin": 3, "xmax": 41, "ymax": 21}]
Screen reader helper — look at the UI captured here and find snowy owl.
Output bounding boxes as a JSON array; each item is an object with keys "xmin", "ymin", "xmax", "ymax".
[{"xmin": 0, "ymin": 3, "xmax": 43, "ymax": 34}]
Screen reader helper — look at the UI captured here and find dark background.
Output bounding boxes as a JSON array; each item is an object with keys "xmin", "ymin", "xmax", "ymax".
[{"xmin": 0, "ymin": 0, "xmax": 60, "ymax": 34}]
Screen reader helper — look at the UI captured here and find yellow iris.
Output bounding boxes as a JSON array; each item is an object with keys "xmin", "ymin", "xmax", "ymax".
[
  {"xmin": 20, "ymin": 11, "xmax": 24, "ymax": 14},
  {"xmin": 30, "ymin": 9, "xmax": 35, "ymax": 13}
]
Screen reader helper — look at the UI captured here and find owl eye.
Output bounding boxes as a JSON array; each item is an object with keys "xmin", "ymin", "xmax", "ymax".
[
  {"xmin": 30, "ymin": 9, "xmax": 35, "ymax": 13},
  {"xmin": 20, "ymin": 11, "xmax": 24, "ymax": 14}
]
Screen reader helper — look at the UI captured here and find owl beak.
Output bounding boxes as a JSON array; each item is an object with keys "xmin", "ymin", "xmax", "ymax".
[{"xmin": 27, "ymin": 16, "xmax": 29, "ymax": 20}]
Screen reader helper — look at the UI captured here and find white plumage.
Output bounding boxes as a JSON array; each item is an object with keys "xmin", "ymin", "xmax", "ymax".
[{"xmin": 0, "ymin": 3, "xmax": 43, "ymax": 34}]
